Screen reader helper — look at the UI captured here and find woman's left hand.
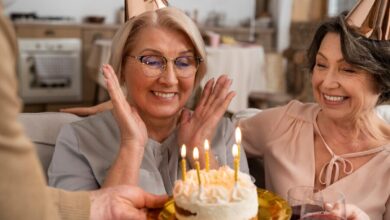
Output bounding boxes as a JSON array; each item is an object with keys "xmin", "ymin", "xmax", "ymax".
[
  {"xmin": 326, "ymin": 203, "xmax": 370, "ymax": 220},
  {"xmin": 177, "ymin": 75, "xmax": 235, "ymax": 165}
]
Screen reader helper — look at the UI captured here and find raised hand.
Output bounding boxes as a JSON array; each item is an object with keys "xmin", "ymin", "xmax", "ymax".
[
  {"xmin": 178, "ymin": 75, "xmax": 235, "ymax": 167},
  {"xmin": 102, "ymin": 64, "xmax": 147, "ymax": 148},
  {"xmin": 101, "ymin": 64, "xmax": 147, "ymax": 187}
]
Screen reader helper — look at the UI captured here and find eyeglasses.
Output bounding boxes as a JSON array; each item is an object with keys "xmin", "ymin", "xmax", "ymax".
[{"xmin": 128, "ymin": 55, "xmax": 203, "ymax": 78}]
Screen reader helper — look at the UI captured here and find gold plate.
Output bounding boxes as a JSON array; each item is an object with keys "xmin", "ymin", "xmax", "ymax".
[{"xmin": 157, "ymin": 188, "xmax": 292, "ymax": 220}]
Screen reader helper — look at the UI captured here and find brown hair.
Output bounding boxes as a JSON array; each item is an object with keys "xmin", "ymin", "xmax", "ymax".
[
  {"xmin": 109, "ymin": 7, "xmax": 207, "ymax": 87},
  {"xmin": 307, "ymin": 13, "xmax": 390, "ymax": 104}
]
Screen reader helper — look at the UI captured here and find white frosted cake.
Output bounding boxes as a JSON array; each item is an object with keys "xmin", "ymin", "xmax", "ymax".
[{"xmin": 173, "ymin": 166, "xmax": 258, "ymax": 220}]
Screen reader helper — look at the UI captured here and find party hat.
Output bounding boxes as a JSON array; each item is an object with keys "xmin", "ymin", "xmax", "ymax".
[
  {"xmin": 345, "ymin": 0, "xmax": 390, "ymax": 40},
  {"xmin": 124, "ymin": 0, "xmax": 168, "ymax": 22}
]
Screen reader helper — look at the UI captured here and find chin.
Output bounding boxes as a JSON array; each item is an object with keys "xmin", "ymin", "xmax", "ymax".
[{"xmin": 148, "ymin": 106, "xmax": 182, "ymax": 118}]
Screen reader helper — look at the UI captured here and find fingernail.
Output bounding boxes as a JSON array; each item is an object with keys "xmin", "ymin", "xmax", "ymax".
[{"xmin": 325, "ymin": 203, "xmax": 334, "ymax": 210}]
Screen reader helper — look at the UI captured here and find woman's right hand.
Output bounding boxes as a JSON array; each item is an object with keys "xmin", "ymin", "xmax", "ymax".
[{"xmin": 102, "ymin": 64, "xmax": 147, "ymax": 150}]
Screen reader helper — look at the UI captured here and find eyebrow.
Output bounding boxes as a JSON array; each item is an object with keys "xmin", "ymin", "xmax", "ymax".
[
  {"xmin": 139, "ymin": 48, "xmax": 196, "ymax": 55},
  {"xmin": 317, "ymin": 52, "xmax": 345, "ymax": 63}
]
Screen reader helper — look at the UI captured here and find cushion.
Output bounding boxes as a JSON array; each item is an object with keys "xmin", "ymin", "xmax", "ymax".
[{"xmin": 18, "ymin": 112, "xmax": 82, "ymax": 181}]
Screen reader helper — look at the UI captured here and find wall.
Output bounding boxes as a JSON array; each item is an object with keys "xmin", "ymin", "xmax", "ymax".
[
  {"xmin": 5, "ymin": 0, "xmax": 255, "ymax": 26},
  {"xmin": 170, "ymin": 0, "xmax": 255, "ymax": 26}
]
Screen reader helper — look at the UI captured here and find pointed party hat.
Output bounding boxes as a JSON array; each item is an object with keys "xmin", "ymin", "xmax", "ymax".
[
  {"xmin": 124, "ymin": 0, "xmax": 168, "ymax": 22},
  {"xmin": 345, "ymin": 0, "xmax": 390, "ymax": 40}
]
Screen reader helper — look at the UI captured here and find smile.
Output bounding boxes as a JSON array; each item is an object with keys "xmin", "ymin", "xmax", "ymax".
[
  {"xmin": 153, "ymin": 91, "xmax": 176, "ymax": 99},
  {"xmin": 323, "ymin": 94, "xmax": 346, "ymax": 102}
]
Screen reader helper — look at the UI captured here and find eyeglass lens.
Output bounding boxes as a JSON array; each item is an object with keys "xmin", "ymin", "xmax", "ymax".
[{"xmin": 138, "ymin": 55, "xmax": 199, "ymax": 77}]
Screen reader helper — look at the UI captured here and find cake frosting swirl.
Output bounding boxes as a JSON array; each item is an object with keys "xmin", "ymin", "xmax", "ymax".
[{"xmin": 173, "ymin": 166, "xmax": 258, "ymax": 220}]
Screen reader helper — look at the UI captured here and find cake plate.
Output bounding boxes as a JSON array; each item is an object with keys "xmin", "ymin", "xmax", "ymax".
[{"xmin": 156, "ymin": 188, "xmax": 292, "ymax": 220}]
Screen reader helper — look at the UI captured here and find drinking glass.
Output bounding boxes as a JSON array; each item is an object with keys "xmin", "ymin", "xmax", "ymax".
[
  {"xmin": 288, "ymin": 186, "xmax": 322, "ymax": 220},
  {"xmin": 300, "ymin": 188, "xmax": 346, "ymax": 220}
]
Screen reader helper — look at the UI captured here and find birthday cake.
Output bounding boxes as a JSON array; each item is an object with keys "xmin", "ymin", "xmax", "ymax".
[{"xmin": 172, "ymin": 166, "xmax": 258, "ymax": 220}]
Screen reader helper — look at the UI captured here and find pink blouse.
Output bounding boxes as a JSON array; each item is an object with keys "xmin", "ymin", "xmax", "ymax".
[{"xmin": 240, "ymin": 100, "xmax": 390, "ymax": 220}]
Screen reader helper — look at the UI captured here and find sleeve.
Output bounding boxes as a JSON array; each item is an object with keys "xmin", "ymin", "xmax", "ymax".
[
  {"xmin": 223, "ymin": 117, "xmax": 250, "ymax": 174},
  {"xmin": 48, "ymin": 124, "xmax": 99, "ymax": 190},
  {"xmin": 0, "ymin": 11, "xmax": 90, "ymax": 220},
  {"xmin": 239, "ymin": 105, "xmax": 287, "ymax": 158},
  {"xmin": 48, "ymin": 187, "xmax": 90, "ymax": 220}
]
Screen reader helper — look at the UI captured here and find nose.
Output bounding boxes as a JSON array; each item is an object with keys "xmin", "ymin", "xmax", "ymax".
[
  {"xmin": 321, "ymin": 67, "xmax": 340, "ymax": 89},
  {"xmin": 159, "ymin": 61, "xmax": 179, "ymax": 85}
]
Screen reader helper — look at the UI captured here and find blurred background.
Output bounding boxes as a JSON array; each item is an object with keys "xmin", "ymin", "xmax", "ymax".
[{"xmin": 4, "ymin": 0, "xmax": 358, "ymax": 113}]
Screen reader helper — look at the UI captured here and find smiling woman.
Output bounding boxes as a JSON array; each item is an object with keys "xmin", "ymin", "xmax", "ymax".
[
  {"xmin": 48, "ymin": 6, "xmax": 249, "ymax": 196},
  {"xmin": 239, "ymin": 11, "xmax": 390, "ymax": 220}
]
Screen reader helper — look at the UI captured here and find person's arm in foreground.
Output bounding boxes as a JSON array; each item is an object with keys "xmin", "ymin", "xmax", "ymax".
[{"xmin": 0, "ymin": 5, "xmax": 167, "ymax": 220}]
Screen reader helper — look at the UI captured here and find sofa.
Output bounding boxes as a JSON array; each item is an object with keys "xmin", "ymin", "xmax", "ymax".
[
  {"xmin": 18, "ymin": 105, "xmax": 390, "ymax": 186},
  {"xmin": 18, "ymin": 112, "xmax": 82, "ymax": 181}
]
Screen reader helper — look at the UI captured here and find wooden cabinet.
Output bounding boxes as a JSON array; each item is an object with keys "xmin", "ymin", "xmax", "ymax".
[
  {"xmin": 200, "ymin": 26, "xmax": 275, "ymax": 51},
  {"xmin": 14, "ymin": 23, "xmax": 81, "ymax": 38},
  {"xmin": 81, "ymin": 25, "xmax": 117, "ymax": 104}
]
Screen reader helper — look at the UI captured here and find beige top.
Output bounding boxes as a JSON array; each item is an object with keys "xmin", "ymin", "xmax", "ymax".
[
  {"xmin": 0, "ymin": 4, "xmax": 90, "ymax": 220},
  {"xmin": 241, "ymin": 100, "xmax": 390, "ymax": 220}
]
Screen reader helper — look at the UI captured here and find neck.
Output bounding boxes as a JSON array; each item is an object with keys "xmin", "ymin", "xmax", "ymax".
[
  {"xmin": 140, "ymin": 112, "xmax": 179, "ymax": 143},
  {"xmin": 317, "ymin": 110, "xmax": 389, "ymax": 152}
]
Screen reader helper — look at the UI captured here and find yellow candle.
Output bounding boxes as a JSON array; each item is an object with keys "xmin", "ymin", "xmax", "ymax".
[
  {"xmin": 193, "ymin": 147, "xmax": 202, "ymax": 186},
  {"xmin": 232, "ymin": 144, "xmax": 239, "ymax": 183},
  {"xmin": 204, "ymin": 139, "xmax": 210, "ymax": 172},
  {"xmin": 181, "ymin": 144, "xmax": 187, "ymax": 181},
  {"xmin": 235, "ymin": 127, "xmax": 242, "ymax": 160}
]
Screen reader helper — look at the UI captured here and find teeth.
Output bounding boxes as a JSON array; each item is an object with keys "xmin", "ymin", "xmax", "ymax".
[
  {"xmin": 154, "ymin": 92, "xmax": 175, "ymax": 98},
  {"xmin": 324, "ymin": 94, "xmax": 344, "ymax": 102}
]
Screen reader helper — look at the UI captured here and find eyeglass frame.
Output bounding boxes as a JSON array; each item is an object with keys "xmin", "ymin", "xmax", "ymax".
[{"xmin": 126, "ymin": 54, "xmax": 204, "ymax": 78}]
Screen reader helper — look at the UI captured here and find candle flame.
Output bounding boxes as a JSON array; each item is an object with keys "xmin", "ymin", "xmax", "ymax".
[
  {"xmin": 232, "ymin": 144, "xmax": 238, "ymax": 157},
  {"xmin": 204, "ymin": 139, "xmax": 209, "ymax": 151},
  {"xmin": 181, "ymin": 144, "xmax": 186, "ymax": 158},
  {"xmin": 193, "ymin": 147, "xmax": 199, "ymax": 160},
  {"xmin": 235, "ymin": 127, "xmax": 242, "ymax": 144}
]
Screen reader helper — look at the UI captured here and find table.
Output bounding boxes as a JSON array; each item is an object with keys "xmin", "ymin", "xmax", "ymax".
[
  {"xmin": 88, "ymin": 41, "xmax": 268, "ymax": 112},
  {"xmin": 204, "ymin": 45, "xmax": 267, "ymax": 113}
]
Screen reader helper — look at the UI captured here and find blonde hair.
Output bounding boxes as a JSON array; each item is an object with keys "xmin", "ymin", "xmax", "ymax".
[{"xmin": 109, "ymin": 7, "xmax": 207, "ymax": 87}]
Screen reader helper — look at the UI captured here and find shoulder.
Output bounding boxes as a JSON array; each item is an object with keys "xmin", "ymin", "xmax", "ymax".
[
  {"xmin": 60, "ymin": 110, "xmax": 118, "ymax": 142},
  {"xmin": 244, "ymin": 100, "xmax": 319, "ymax": 124},
  {"xmin": 71, "ymin": 110, "xmax": 115, "ymax": 130},
  {"xmin": 283, "ymin": 100, "xmax": 320, "ymax": 123}
]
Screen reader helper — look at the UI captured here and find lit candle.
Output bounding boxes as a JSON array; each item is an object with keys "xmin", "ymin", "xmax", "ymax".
[
  {"xmin": 235, "ymin": 127, "xmax": 242, "ymax": 160},
  {"xmin": 193, "ymin": 147, "xmax": 202, "ymax": 186},
  {"xmin": 204, "ymin": 139, "xmax": 210, "ymax": 171},
  {"xmin": 181, "ymin": 144, "xmax": 187, "ymax": 181},
  {"xmin": 232, "ymin": 144, "xmax": 239, "ymax": 183}
]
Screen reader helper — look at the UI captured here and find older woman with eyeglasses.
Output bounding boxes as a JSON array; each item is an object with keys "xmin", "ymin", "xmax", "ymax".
[{"xmin": 48, "ymin": 7, "xmax": 249, "ymax": 195}]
